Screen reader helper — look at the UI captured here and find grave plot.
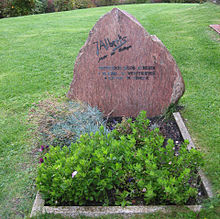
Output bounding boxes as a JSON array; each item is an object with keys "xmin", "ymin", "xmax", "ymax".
[
  {"xmin": 31, "ymin": 111, "xmax": 212, "ymax": 217},
  {"xmin": 31, "ymin": 8, "xmax": 212, "ymax": 218}
]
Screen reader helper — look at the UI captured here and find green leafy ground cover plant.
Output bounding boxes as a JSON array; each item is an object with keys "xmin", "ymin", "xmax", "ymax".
[
  {"xmin": 0, "ymin": 3, "xmax": 219, "ymax": 218},
  {"xmin": 36, "ymin": 111, "xmax": 204, "ymax": 206}
]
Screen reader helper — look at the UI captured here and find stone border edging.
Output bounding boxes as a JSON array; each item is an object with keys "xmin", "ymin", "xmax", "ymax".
[
  {"xmin": 30, "ymin": 191, "xmax": 45, "ymax": 217},
  {"xmin": 30, "ymin": 112, "xmax": 213, "ymax": 217},
  {"xmin": 173, "ymin": 112, "xmax": 213, "ymax": 199}
]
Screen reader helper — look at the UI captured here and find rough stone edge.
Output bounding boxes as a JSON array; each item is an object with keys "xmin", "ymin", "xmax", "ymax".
[
  {"xmin": 150, "ymin": 35, "xmax": 185, "ymax": 105},
  {"xmin": 209, "ymin": 24, "xmax": 220, "ymax": 35},
  {"xmin": 30, "ymin": 191, "xmax": 45, "ymax": 217},
  {"xmin": 30, "ymin": 113, "xmax": 212, "ymax": 217},
  {"xmin": 173, "ymin": 112, "xmax": 213, "ymax": 199}
]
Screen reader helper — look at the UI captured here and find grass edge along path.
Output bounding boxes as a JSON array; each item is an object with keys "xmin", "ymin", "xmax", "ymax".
[{"xmin": 0, "ymin": 2, "xmax": 220, "ymax": 218}]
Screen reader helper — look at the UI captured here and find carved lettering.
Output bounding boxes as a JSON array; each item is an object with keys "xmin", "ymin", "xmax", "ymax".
[
  {"xmin": 98, "ymin": 65, "xmax": 156, "ymax": 80},
  {"xmin": 119, "ymin": 45, "xmax": 132, "ymax": 52},
  {"xmin": 98, "ymin": 55, "xmax": 108, "ymax": 63}
]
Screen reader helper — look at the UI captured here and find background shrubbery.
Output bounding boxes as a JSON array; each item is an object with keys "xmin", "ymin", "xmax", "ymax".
[
  {"xmin": 93, "ymin": 0, "xmax": 150, "ymax": 7},
  {"xmin": 0, "ymin": 0, "xmax": 137, "ymax": 18},
  {"xmin": 0, "ymin": 0, "xmax": 35, "ymax": 18},
  {"xmin": 0, "ymin": 0, "xmax": 205, "ymax": 18},
  {"xmin": 0, "ymin": 0, "xmax": 93, "ymax": 17}
]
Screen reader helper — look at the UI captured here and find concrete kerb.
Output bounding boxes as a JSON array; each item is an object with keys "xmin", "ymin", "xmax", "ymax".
[
  {"xmin": 30, "ymin": 191, "xmax": 45, "ymax": 217},
  {"xmin": 173, "ymin": 112, "xmax": 213, "ymax": 199},
  {"xmin": 30, "ymin": 112, "xmax": 213, "ymax": 217}
]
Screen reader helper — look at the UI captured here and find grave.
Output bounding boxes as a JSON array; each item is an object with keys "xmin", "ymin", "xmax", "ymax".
[
  {"xmin": 31, "ymin": 111, "xmax": 213, "ymax": 217},
  {"xmin": 30, "ymin": 9, "xmax": 214, "ymax": 218},
  {"xmin": 67, "ymin": 8, "xmax": 185, "ymax": 118}
]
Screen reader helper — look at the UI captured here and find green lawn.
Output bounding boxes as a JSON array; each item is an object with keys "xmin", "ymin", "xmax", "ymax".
[{"xmin": 0, "ymin": 2, "xmax": 220, "ymax": 218}]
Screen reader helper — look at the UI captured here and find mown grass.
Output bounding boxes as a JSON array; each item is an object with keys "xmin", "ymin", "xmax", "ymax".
[{"xmin": 0, "ymin": 2, "xmax": 219, "ymax": 218}]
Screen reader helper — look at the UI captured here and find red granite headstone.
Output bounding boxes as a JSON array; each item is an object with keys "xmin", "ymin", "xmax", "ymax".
[{"xmin": 67, "ymin": 8, "xmax": 185, "ymax": 117}]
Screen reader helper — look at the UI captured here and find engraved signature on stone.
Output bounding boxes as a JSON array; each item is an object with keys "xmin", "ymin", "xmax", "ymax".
[{"xmin": 93, "ymin": 34, "xmax": 132, "ymax": 63}]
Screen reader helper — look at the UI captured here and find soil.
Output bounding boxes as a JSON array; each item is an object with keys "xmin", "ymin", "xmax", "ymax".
[{"xmin": 106, "ymin": 115, "xmax": 184, "ymax": 146}]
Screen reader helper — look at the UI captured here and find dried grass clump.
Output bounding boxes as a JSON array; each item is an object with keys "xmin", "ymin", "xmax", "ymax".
[{"xmin": 28, "ymin": 97, "xmax": 107, "ymax": 147}]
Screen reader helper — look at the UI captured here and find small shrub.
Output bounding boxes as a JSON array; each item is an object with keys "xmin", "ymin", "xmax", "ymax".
[
  {"xmin": 34, "ymin": 0, "xmax": 48, "ymax": 14},
  {"xmin": 53, "ymin": 0, "xmax": 73, "ymax": 11},
  {"xmin": 0, "ymin": 0, "xmax": 35, "ymax": 17},
  {"xmin": 163, "ymin": 0, "xmax": 205, "ymax": 3},
  {"xmin": 36, "ymin": 111, "xmax": 204, "ymax": 206},
  {"xmin": 0, "ymin": 0, "xmax": 6, "ymax": 18},
  {"xmin": 52, "ymin": 0, "xmax": 94, "ymax": 11},
  {"xmin": 47, "ymin": 0, "xmax": 55, "ymax": 12},
  {"xmin": 0, "ymin": 0, "xmax": 51, "ymax": 17},
  {"xmin": 93, "ymin": 0, "xmax": 150, "ymax": 6},
  {"xmin": 94, "ymin": 0, "xmax": 125, "ymax": 6},
  {"xmin": 135, "ymin": 0, "xmax": 149, "ymax": 3},
  {"xmin": 28, "ymin": 98, "xmax": 108, "ymax": 147}
]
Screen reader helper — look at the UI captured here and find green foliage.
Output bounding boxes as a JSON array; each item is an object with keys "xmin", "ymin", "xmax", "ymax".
[
  {"xmin": 73, "ymin": 0, "xmax": 95, "ymax": 9},
  {"xmin": 202, "ymin": 194, "xmax": 220, "ymax": 210},
  {"xmin": 135, "ymin": 0, "xmax": 150, "ymax": 3},
  {"xmin": 165, "ymin": 0, "xmax": 205, "ymax": 3},
  {"xmin": 46, "ymin": 0, "xmax": 94, "ymax": 12},
  {"xmin": 94, "ymin": 0, "xmax": 118, "ymax": 6},
  {"xmin": 29, "ymin": 98, "xmax": 108, "ymax": 147},
  {"xmin": 36, "ymin": 111, "xmax": 204, "ymax": 206},
  {"xmin": 53, "ymin": 0, "xmax": 72, "ymax": 11},
  {"xmin": 0, "ymin": 0, "xmax": 50, "ymax": 17},
  {"xmin": 93, "ymin": 0, "xmax": 150, "ymax": 6},
  {"xmin": 0, "ymin": 0, "xmax": 63, "ymax": 17},
  {"xmin": 34, "ymin": 0, "xmax": 48, "ymax": 13},
  {"xmin": 1, "ymin": 0, "xmax": 204, "ymax": 18},
  {"xmin": 0, "ymin": 0, "xmax": 35, "ymax": 17},
  {"xmin": 163, "ymin": 103, "xmax": 179, "ymax": 121}
]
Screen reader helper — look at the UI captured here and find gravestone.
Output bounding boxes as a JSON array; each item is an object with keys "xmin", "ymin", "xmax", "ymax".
[{"xmin": 67, "ymin": 8, "xmax": 185, "ymax": 117}]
